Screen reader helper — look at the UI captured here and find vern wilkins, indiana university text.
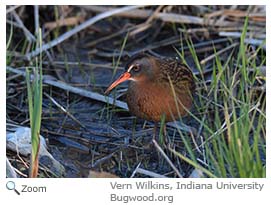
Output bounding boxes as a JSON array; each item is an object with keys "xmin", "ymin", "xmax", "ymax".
[{"xmin": 110, "ymin": 181, "xmax": 264, "ymax": 191}]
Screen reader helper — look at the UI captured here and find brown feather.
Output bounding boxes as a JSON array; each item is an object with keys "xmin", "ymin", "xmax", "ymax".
[{"xmin": 126, "ymin": 55, "xmax": 195, "ymax": 122}]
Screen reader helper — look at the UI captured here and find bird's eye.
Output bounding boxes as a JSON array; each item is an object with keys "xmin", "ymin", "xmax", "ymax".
[{"xmin": 133, "ymin": 64, "xmax": 140, "ymax": 72}]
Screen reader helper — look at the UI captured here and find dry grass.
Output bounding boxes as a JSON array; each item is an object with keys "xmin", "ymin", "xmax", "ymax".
[{"xmin": 6, "ymin": 5, "xmax": 265, "ymax": 178}]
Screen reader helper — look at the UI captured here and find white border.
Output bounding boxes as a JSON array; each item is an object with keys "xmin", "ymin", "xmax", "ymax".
[
  {"xmin": 1, "ymin": 2, "xmax": 7, "ymax": 181},
  {"xmin": 2, "ymin": 1, "xmax": 269, "ymax": 204},
  {"xmin": 266, "ymin": 3, "xmax": 270, "ymax": 180}
]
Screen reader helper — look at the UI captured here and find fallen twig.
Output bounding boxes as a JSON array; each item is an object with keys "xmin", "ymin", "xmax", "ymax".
[
  {"xmin": 152, "ymin": 139, "xmax": 183, "ymax": 178},
  {"xmin": 11, "ymin": 10, "xmax": 36, "ymax": 42},
  {"xmin": 7, "ymin": 66, "xmax": 128, "ymax": 110},
  {"xmin": 44, "ymin": 93, "xmax": 86, "ymax": 129},
  {"xmin": 43, "ymin": 60, "xmax": 123, "ymax": 70},
  {"xmin": 135, "ymin": 167, "xmax": 168, "ymax": 178},
  {"xmin": 219, "ymin": 31, "xmax": 266, "ymax": 39},
  {"xmin": 189, "ymin": 168, "xmax": 204, "ymax": 178},
  {"xmin": 219, "ymin": 31, "xmax": 266, "ymax": 48},
  {"xmin": 6, "ymin": 5, "xmax": 21, "ymax": 14},
  {"xmin": 25, "ymin": 5, "xmax": 145, "ymax": 60},
  {"xmin": 129, "ymin": 5, "xmax": 164, "ymax": 36},
  {"xmin": 44, "ymin": 16, "xmax": 85, "ymax": 30},
  {"xmin": 6, "ymin": 158, "xmax": 18, "ymax": 178},
  {"xmin": 200, "ymin": 42, "xmax": 239, "ymax": 65},
  {"xmin": 84, "ymin": 5, "xmax": 234, "ymax": 27}
]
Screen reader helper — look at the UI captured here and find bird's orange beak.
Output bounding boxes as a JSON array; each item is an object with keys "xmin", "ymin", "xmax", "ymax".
[{"xmin": 105, "ymin": 72, "xmax": 131, "ymax": 94}]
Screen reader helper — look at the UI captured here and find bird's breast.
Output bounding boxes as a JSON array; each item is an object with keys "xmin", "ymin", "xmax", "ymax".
[{"xmin": 126, "ymin": 81, "xmax": 193, "ymax": 122}]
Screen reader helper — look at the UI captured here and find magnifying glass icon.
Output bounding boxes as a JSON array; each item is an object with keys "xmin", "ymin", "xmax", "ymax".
[{"xmin": 6, "ymin": 181, "xmax": 20, "ymax": 195}]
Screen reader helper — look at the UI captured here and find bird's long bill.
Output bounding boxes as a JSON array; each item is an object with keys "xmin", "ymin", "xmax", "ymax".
[{"xmin": 105, "ymin": 72, "xmax": 131, "ymax": 94}]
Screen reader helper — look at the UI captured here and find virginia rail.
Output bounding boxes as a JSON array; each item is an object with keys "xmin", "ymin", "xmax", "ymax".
[{"xmin": 105, "ymin": 53, "xmax": 195, "ymax": 124}]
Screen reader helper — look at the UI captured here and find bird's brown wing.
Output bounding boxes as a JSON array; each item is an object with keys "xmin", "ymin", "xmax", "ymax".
[{"xmin": 158, "ymin": 58, "xmax": 196, "ymax": 92}]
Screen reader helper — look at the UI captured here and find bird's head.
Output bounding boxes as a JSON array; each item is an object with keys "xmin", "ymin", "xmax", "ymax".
[{"xmin": 105, "ymin": 54, "xmax": 156, "ymax": 94}]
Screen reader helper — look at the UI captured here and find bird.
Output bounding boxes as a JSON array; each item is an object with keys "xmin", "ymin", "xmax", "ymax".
[{"xmin": 105, "ymin": 53, "xmax": 195, "ymax": 126}]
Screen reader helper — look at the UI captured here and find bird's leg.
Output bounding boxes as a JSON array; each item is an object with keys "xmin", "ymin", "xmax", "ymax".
[
  {"xmin": 158, "ymin": 114, "xmax": 166, "ymax": 144},
  {"xmin": 163, "ymin": 124, "xmax": 169, "ymax": 144},
  {"xmin": 153, "ymin": 122, "xmax": 158, "ymax": 140},
  {"xmin": 152, "ymin": 122, "xmax": 163, "ymax": 168},
  {"xmin": 156, "ymin": 123, "xmax": 170, "ymax": 145}
]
